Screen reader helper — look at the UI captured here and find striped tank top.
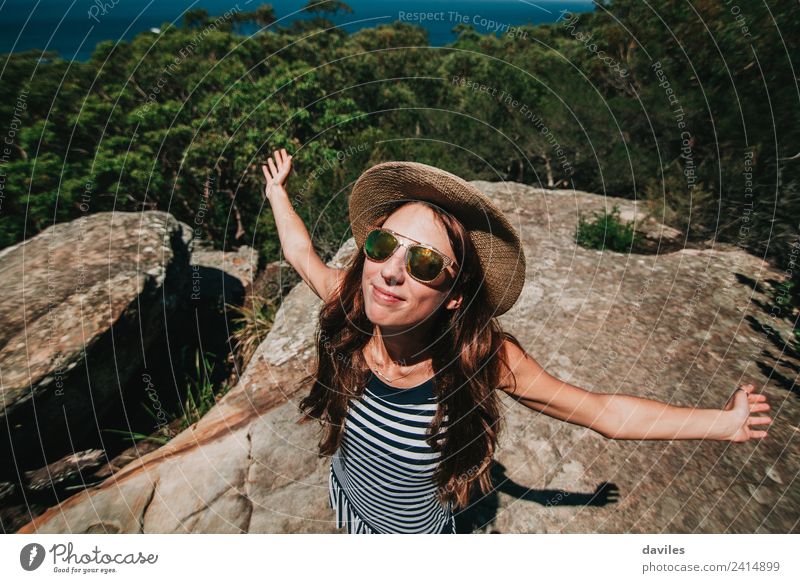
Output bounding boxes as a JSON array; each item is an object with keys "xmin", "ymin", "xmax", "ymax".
[{"xmin": 328, "ymin": 370, "xmax": 456, "ymax": 534}]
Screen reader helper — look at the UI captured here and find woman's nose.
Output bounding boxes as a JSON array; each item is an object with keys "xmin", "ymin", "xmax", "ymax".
[{"xmin": 380, "ymin": 247, "xmax": 406, "ymax": 283}]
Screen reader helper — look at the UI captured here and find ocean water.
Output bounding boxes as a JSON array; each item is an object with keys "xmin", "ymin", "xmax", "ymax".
[{"xmin": 0, "ymin": 0, "xmax": 595, "ymax": 61}]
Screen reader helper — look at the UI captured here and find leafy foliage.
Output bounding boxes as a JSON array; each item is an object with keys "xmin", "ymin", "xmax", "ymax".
[
  {"xmin": 576, "ymin": 204, "xmax": 639, "ymax": 252},
  {"xmin": 0, "ymin": 0, "xmax": 796, "ymax": 306}
]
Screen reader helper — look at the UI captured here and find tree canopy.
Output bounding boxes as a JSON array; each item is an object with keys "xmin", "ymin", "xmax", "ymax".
[{"xmin": 0, "ymin": 0, "xmax": 796, "ymax": 293}]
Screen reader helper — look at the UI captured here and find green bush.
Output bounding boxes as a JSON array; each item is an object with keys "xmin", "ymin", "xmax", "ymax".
[{"xmin": 575, "ymin": 204, "xmax": 639, "ymax": 252}]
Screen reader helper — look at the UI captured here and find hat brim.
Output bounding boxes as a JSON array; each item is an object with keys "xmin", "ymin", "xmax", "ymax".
[{"xmin": 349, "ymin": 161, "xmax": 526, "ymax": 316}]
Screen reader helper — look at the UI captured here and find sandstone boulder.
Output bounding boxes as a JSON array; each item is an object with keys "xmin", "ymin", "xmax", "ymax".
[{"xmin": 0, "ymin": 211, "xmax": 192, "ymax": 473}]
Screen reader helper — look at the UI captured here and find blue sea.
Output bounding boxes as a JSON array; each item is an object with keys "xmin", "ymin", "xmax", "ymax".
[{"xmin": 0, "ymin": 0, "xmax": 595, "ymax": 61}]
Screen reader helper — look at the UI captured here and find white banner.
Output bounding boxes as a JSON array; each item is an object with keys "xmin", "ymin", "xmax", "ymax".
[{"xmin": 2, "ymin": 534, "xmax": 796, "ymax": 582}]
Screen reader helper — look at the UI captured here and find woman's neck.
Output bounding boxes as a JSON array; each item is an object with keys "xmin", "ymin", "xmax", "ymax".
[
  {"xmin": 366, "ymin": 324, "xmax": 435, "ymax": 374},
  {"xmin": 367, "ymin": 326, "xmax": 431, "ymax": 367}
]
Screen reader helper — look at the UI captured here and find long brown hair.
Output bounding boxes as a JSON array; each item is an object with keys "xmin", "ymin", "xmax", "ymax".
[{"xmin": 297, "ymin": 200, "xmax": 523, "ymax": 510}]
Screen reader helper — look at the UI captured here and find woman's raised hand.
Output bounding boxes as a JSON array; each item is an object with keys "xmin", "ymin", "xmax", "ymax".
[
  {"xmin": 721, "ymin": 383, "xmax": 772, "ymax": 442},
  {"xmin": 261, "ymin": 148, "xmax": 293, "ymax": 200}
]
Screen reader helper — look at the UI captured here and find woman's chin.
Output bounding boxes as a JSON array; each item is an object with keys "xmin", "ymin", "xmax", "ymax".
[
  {"xmin": 366, "ymin": 300, "xmax": 415, "ymax": 324},
  {"xmin": 365, "ymin": 303, "xmax": 396, "ymax": 322}
]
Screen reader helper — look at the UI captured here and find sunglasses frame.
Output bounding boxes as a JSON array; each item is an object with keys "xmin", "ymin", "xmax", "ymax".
[{"xmin": 363, "ymin": 225, "xmax": 457, "ymax": 283}]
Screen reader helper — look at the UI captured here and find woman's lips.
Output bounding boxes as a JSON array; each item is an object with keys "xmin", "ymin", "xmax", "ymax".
[{"xmin": 372, "ymin": 284, "xmax": 404, "ymax": 304}]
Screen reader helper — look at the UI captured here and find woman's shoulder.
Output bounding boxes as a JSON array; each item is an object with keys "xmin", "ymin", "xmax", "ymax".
[
  {"xmin": 498, "ymin": 335, "xmax": 525, "ymax": 362},
  {"xmin": 494, "ymin": 335, "xmax": 534, "ymax": 393}
]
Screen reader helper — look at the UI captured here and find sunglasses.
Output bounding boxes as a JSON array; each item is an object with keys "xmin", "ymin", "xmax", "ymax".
[{"xmin": 363, "ymin": 226, "xmax": 457, "ymax": 283}]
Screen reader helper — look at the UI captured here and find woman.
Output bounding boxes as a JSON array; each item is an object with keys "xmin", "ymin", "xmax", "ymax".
[{"xmin": 261, "ymin": 148, "xmax": 772, "ymax": 535}]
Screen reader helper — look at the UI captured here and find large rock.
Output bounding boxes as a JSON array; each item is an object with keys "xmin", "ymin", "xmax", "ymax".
[
  {"xmin": 189, "ymin": 241, "xmax": 258, "ymax": 304},
  {"xmin": 0, "ymin": 211, "xmax": 192, "ymax": 473},
  {"xmin": 17, "ymin": 183, "xmax": 800, "ymax": 534}
]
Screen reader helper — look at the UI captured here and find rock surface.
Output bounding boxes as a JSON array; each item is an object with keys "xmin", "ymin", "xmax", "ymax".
[
  {"xmin": 16, "ymin": 183, "xmax": 800, "ymax": 534},
  {"xmin": 0, "ymin": 211, "xmax": 192, "ymax": 472},
  {"xmin": 189, "ymin": 242, "xmax": 258, "ymax": 303}
]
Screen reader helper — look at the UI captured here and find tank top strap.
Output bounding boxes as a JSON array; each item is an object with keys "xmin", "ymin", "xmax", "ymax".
[{"xmin": 365, "ymin": 370, "xmax": 437, "ymax": 405}]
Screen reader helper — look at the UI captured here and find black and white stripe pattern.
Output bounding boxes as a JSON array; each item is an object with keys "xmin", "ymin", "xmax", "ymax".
[{"xmin": 329, "ymin": 371, "xmax": 456, "ymax": 534}]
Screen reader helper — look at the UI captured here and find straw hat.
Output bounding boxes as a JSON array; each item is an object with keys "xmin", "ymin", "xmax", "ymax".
[{"xmin": 348, "ymin": 161, "xmax": 526, "ymax": 316}]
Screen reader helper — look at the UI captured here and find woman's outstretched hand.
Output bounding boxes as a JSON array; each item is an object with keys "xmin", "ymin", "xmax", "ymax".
[
  {"xmin": 261, "ymin": 148, "xmax": 292, "ymax": 201},
  {"xmin": 721, "ymin": 383, "xmax": 772, "ymax": 442}
]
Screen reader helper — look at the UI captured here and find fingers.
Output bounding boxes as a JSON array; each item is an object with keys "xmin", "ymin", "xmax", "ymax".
[
  {"xmin": 745, "ymin": 416, "xmax": 772, "ymax": 440},
  {"xmin": 263, "ymin": 150, "xmax": 280, "ymax": 180},
  {"xmin": 280, "ymin": 148, "xmax": 292, "ymax": 169},
  {"xmin": 750, "ymin": 402, "xmax": 770, "ymax": 413},
  {"xmin": 262, "ymin": 150, "xmax": 292, "ymax": 184}
]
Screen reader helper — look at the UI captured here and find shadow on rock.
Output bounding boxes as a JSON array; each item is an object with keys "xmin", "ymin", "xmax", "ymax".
[{"xmin": 453, "ymin": 461, "xmax": 620, "ymax": 533}]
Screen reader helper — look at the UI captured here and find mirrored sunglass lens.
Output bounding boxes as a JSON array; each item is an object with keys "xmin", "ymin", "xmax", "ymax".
[
  {"xmin": 408, "ymin": 247, "xmax": 444, "ymax": 281},
  {"xmin": 364, "ymin": 229, "xmax": 396, "ymax": 260}
]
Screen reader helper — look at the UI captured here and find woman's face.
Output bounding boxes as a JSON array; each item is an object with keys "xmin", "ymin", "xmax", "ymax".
[{"xmin": 362, "ymin": 203, "xmax": 462, "ymax": 330}]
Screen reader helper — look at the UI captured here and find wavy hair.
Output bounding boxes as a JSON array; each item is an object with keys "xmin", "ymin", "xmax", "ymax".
[{"xmin": 297, "ymin": 200, "xmax": 524, "ymax": 510}]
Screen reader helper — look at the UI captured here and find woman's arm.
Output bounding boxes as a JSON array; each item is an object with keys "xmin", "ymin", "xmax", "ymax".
[
  {"xmin": 498, "ymin": 339, "xmax": 772, "ymax": 442},
  {"xmin": 593, "ymin": 384, "xmax": 771, "ymax": 441},
  {"xmin": 497, "ymin": 338, "xmax": 615, "ymax": 436},
  {"xmin": 261, "ymin": 149, "xmax": 343, "ymax": 302}
]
